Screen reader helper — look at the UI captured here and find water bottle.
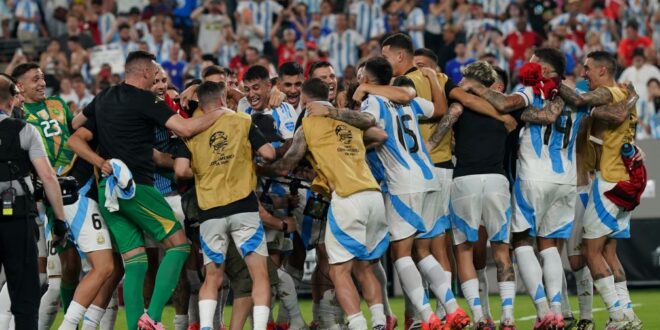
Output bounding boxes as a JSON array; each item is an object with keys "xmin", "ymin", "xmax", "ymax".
[{"xmin": 621, "ymin": 143, "xmax": 636, "ymax": 159}]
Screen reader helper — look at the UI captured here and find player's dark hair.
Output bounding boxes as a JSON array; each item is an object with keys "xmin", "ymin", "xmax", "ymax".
[
  {"xmin": 587, "ymin": 51, "xmax": 617, "ymax": 76},
  {"xmin": 493, "ymin": 66, "xmax": 508, "ymax": 91},
  {"xmin": 70, "ymin": 73, "xmax": 84, "ymax": 82},
  {"xmin": 67, "ymin": 35, "xmax": 80, "ymax": 44},
  {"xmin": 414, "ymin": 48, "xmax": 438, "ymax": 64},
  {"xmin": 533, "ymin": 48, "xmax": 566, "ymax": 78},
  {"xmin": 197, "ymin": 81, "xmax": 226, "ymax": 109},
  {"xmin": 11, "ymin": 62, "xmax": 40, "ymax": 80},
  {"xmin": 626, "ymin": 20, "xmax": 639, "ymax": 31},
  {"xmin": 201, "ymin": 54, "xmax": 219, "ymax": 65},
  {"xmin": 202, "ymin": 65, "xmax": 225, "ymax": 79},
  {"xmin": 118, "ymin": 23, "xmax": 130, "ymax": 31},
  {"xmin": 0, "ymin": 75, "xmax": 17, "ymax": 104},
  {"xmin": 381, "ymin": 33, "xmax": 414, "ymax": 56},
  {"xmin": 391, "ymin": 76, "xmax": 415, "ymax": 89},
  {"xmin": 301, "ymin": 78, "xmax": 329, "ymax": 101},
  {"xmin": 647, "ymin": 78, "xmax": 660, "ymax": 87},
  {"xmin": 278, "ymin": 61, "xmax": 304, "ymax": 78},
  {"xmin": 363, "ymin": 57, "xmax": 393, "ymax": 86},
  {"xmin": 309, "ymin": 61, "xmax": 333, "ymax": 78},
  {"xmin": 125, "ymin": 51, "xmax": 156, "ymax": 75},
  {"xmin": 184, "ymin": 79, "xmax": 202, "ymax": 90},
  {"xmin": 243, "ymin": 65, "xmax": 270, "ymax": 82}
]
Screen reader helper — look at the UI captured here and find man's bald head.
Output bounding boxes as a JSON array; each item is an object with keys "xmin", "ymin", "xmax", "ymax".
[{"xmin": 125, "ymin": 50, "xmax": 159, "ymax": 90}]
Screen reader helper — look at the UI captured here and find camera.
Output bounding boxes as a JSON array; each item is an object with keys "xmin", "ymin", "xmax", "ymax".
[{"xmin": 33, "ymin": 176, "xmax": 79, "ymax": 205}]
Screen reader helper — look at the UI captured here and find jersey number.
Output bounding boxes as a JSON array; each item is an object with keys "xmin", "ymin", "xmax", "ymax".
[
  {"xmin": 543, "ymin": 112, "xmax": 572, "ymax": 149},
  {"xmin": 40, "ymin": 120, "xmax": 62, "ymax": 138},
  {"xmin": 92, "ymin": 213, "xmax": 102, "ymax": 230},
  {"xmin": 47, "ymin": 240, "xmax": 57, "ymax": 256},
  {"xmin": 396, "ymin": 114, "xmax": 419, "ymax": 153}
]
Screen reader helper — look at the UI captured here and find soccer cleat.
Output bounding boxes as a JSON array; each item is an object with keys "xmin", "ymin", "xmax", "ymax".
[
  {"xmin": 276, "ymin": 324, "xmax": 290, "ymax": 330},
  {"xmin": 386, "ymin": 315, "xmax": 398, "ymax": 330},
  {"xmin": 138, "ymin": 313, "xmax": 165, "ymax": 330},
  {"xmin": 482, "ymin": 317, "xmax": 496, "ymax": 330},
  {"xmin": 533, "ymin": 312, "xmax": 557, "ymax": 330},
  {"xmin": 309, "ymin": 321, "xmax": 319, "ymax": 330},
  {"xmin": 604, "ymin": 319, "xmax": 631, "ymax": 330},
  {"xmin": 628, "ymin": 314, "xmax": 642, "ymax": 330},
  {"xmin": 373, "ymin": 325, "xmax": 386, "ymax": 330},
  {"xmin": 563, "ymin": 315, "xmax": 576, "ymax": 329},
  {"xmin": 498, "ymin": 318, "xmax": 515, "ymax": 330},
  {"xmin": 406, "ymin": 317, "xmax": 422, "ymax": 330},
  {"xmin": 187, "ymin": 322, "xmax": 200, "ymax": 330},
  {"xmin": 575, "ymin": 319, "xmax": 594, "ymax": 330},
  {"xmin": 443, "ymin": 308, "xmax": 470, "ymax": 330},
  {"xmin": 421, "ymin": 314, "xmax": 442, "ymax": 330}
]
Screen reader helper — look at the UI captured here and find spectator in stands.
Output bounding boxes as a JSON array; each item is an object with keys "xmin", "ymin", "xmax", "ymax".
[
  {"xmin": 424, "ymin": 0, "xmax": 451, "ymax": 56},
  {"xmin": 462, "ymin": 4, "xmax": 497, "ymax": 40},
  {"xmin": 445, "ymin": 41, "xmax": 475, "ymax": 83},
  {"xmin": 619, "ymin": 20, "xmax": 653, "ymax": 67},
  {"xmin": 276, "ymin": 28, "xmax": 298, "ymax": 67},
  {"xmin": 524, "ymin": 0, "xmax": 556, "ymax": 37},
  {"xmin": 14, "ymin": 0, "xmax": 46, "ymax": 55},
  {"xmin": 162, "ymin": 43, "xmax": 187, "ymax": 91},
  {"xmin": 67, "ymin": 36, "xmax": 89, "ymax": 76},
  {"xmin": 40, "ymin": 39, "xmax": 69, "ymax": 79},
  {"xmin": 550, "ymin": 0, "xmax": 589, "ymax": 31},
  {"xmin": 147, "ymin": 21, "xmax": 175, "ymax": 63},
  {"xmin": 58, "ymin": 15, "xmax": 96, "ymax": 55},
  {"xmin": 636, "ymin": 78, "xmax": 660, "ymax": 139},
  {"xmin": 505, "ymin": 17, "xmax": 542, "ymax": 72},
  {"xmin": 320, "ymin": 13, "xmax": 365, "ymax": 78},
  {"xmin": 402, "ymin": 1, "xmax": 425, "ymax": 49},
  {"xmin": 0, "ymin": 1, "xmax": 13, "ymax": 39},
  {"xmin": 71, "ymin": 73, "xmax": 93, "ymax": 110},
  {"xmin": 236, "ymin": 7, "xmax": 265, "ymax": 53},
  {"xmin": 318, "ymin": 0, "xmax": 336, "ymax": 36},
  {"xmin": 127, "ymin": 6, "xmax": 150, "ymax": 40},
  {"xmin": 587, "ymin": 4, "xmax": 618, "ymax": 53},
  {"xmin": 437, "ymin": 24, "xmax": 458, "ymax": 70},
  {"xmin": 58, "ymin": 75, "xmax": 77, "ymax": 105},
  {"xmin": 307, "ymin": 22, "xmax": 323, "ymax": 45},
  {"xmin": 109, "ymin": 23, "xmax": 139, "ymax": 59},
  {"xmin": 142, "ymin": 0, "xmax": 172, "ymax": 21},
  {"xmin": 500, "ymin": 3, "xmax": 525, "ymax": 38},
  {"xmin": 289, "ymin": 2, "xmax": 311, "ymax": 39},
  {"xmin": 483, "ymin": 0, "xmax": 510, "ymax": 19},
  {"xmin": 236, "ymin": 0, "xmax": 284, "ymax": 51},
  {"xmin": 185, "ymin": 46, "xmax": 205, "ymax": 80},
  {"xmin": 350, "ymin": 0, "xmax": 385, "ymax": 40},
  {"xmin": 618, "ymin": 48, "xmax": 660, "ymax": 103},
  {"xmin": 192, "ymin": 0, "xmax": 231, "ymax": 55}
]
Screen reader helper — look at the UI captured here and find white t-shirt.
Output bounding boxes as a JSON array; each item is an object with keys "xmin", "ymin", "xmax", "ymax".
[
  {"xmin": 197, "ymin": 14, "xmax": 231, "ymax": 55},
  {"xmin": 617, "ymin": 64, "xmax": 660, "ymax": 102}
]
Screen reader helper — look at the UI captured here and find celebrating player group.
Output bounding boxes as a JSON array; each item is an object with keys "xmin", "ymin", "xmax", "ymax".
[{"xmin": 3, "ymin": 32, "xmax": 647, "ymax": 330}]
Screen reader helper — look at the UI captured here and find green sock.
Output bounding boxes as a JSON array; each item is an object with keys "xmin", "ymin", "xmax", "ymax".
[
  {"xmin": 147, "ymin": 244, "xmax": 190, "ymax": 322},
  {"xmin": 124, "ymin": 252, "xmax": 148, "ymax": 330},
  {"xmin": 59, "ymin": 281, "xmax": 77, "ymax": 313}
]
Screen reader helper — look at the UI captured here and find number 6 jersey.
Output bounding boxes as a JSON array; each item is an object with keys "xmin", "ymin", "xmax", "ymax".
[
  {"xmin": 23, "ymin": 96, "xmax": 75, "ymax": 172},
  {"xmin": 515, "ymin": 86, "xmax": 587, "ymax": 185},
  {"xmin": 360, "ymin": 94, "xmax": 440, "ymax": 195}
]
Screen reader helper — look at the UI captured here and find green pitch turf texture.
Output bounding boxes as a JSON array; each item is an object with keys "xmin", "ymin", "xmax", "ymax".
[{"xmin": 52, "ymin": 289, "xmax": 660, "ymax": 329}]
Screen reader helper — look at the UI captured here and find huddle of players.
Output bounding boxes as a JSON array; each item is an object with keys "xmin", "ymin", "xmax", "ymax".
[{"xmin": 3, "ymin": 30, "xmax": 644, "ymax": 330}]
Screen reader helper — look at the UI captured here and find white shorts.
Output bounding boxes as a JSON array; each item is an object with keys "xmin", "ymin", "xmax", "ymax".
[
  {"xmin": 145, "ymin": 194, "xmax": 185, "ymax": 248},
  {"xmin": 199, "ymin": 212, "xmax": 268, "ymax": 266},
  {"xmin": 512, "ymin": 179, "xmax": 576, "ymax": 238},
  {"xmin": 385, "ymin": 191, "xmax": 441, "ymax": 241},
  {"xmin": 450, "ymin": 174, "xmax": 512, "ymax": 245},
  {"xmin": 63, "ymin": 196, "xmax": 112, "ymax": 253},
  {"xmin": 568, "ymin": 185, "xmax": 590, "ymax": 257},
  {"xmin": 325, "ymin": 190, "xmax": 389, "ymax": 264},
  {"xmin": 37, "ymin": 221, "xmax": 47, "ymax": 259},
  {"xmin": 582, "ymin": 173, "xmax": 632, "ymax": 240}
]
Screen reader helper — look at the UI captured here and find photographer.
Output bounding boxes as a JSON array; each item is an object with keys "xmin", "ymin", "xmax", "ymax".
[{"xmin": 0, "ymin": 75, "xmax": 67, "ymax": 329}]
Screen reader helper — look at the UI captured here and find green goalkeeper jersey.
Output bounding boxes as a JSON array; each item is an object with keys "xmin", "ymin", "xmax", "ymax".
[{"xmin": 23, "ymin": 96, "xmax": 76, "ymax": 173}]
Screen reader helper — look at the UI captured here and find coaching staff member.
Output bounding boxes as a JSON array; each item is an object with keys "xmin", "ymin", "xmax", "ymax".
[{"xmin": 0, "ymin": 75, "xmax": 68, "ymax": 329}]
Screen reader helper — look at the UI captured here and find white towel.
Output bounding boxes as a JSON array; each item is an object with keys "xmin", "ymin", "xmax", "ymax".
[{"xmin": 104, "ymin": 159, "xmax": 136, "ymax": 212}]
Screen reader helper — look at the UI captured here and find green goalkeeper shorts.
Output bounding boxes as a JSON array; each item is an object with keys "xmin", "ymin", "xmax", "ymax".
[{"xmin": 98, "ymin": 180, "xmax": 181, "ymax": 254}]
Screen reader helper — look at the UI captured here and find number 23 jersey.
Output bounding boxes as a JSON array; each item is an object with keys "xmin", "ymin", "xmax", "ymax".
[
  {"xmin": 515, "ymin": 86, "xmax": 586, "ymax": 185},
  {"xmin": 23, "ymin": 96, "xmax": 75, "ymax": 171},
  {"xmin": 361, "ymin": 94, "xmax": 439, "ymax": 195}
]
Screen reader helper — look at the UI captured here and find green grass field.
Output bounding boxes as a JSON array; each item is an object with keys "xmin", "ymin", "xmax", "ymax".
[{"xmin": 51, "ymin": 289, "xmax": 660, "ymax": 329}]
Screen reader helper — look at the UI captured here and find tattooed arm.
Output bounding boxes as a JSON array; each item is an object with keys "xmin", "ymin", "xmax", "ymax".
[
  {"xmin": 559, "ymin": 84, "xmax": 613, "ymax": 107},
  {"xmin": 520, "ymin": 97, "xmax": 566, "ymax": 125},
  {"xmin": 264, "ymin": 128, "xmax": 308, "ymax": 176},
  {"xmin": 426, "ymin": 103, "xmax": 463, "ymax": 150},
  {"xmin": 590, "ymin": 84, "xmax": 638, "ymax": 125},
  {"xmin": 306, "ymin": 102, "xmax": 377, "ymax": 130},
  {"xmin": 465, "ymin": 81, "xmax": 527, "ymax": 112}
]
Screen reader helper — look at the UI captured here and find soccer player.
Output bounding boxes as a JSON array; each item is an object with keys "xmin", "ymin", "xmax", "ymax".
[
  {"xmin": 278, "ymin": 62, "xmax": 304, "ymax": 115},
  {"xmin": 268, "ymin": 77, "xmax": 389, "ymax": 330},
  {"xmin": 11, "ymin": 62, "xmax": 81, "ymax": 327},
  {"xmin": 427, "ymin": 61, "xmax": 517, "ymax": 329},
  {"xmin": 173, "ymin": 81, "xmax": 276, "ymax": 330},
  {"xmin": 68, "ymin": 50, "xmax": 224, "ymax": 329},
  {"xmin": 559, "ymin": 51, "xmax": 642, "ymax": 330}
]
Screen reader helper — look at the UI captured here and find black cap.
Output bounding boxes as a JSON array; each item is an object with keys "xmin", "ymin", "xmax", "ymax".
[
  {"xmin": 633, "ymin": 47, "xmax": 646, "ymax": 59},
  {"xmin": 252, "ymin": 113, "xmax": 284, "ymax": 143},
  {"xmin": 129, "ymin": 7, "xmax": 141, "ymax": 15}
]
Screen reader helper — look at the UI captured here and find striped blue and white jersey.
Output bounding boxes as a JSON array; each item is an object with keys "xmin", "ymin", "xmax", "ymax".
[
  {"xmin": 99, "ymin": 13, "xmax": 117, "ymax": 44},
  {"xmin": 349, "ymin": 0, "xmax": 385, "ymax": 39},
  {"xmin": 320, "ymin": 29, "xmax": 365, "ymax": 77},
  {"xmin": 15, "ymin": 0, "xmax": 39, "ymax": 33},
  {"xmin": 237, "ymin": 0, "xmax": 283, "ymax": 42},
  {"xmin": 405, "ymin": 7, "xmax": 425, "ymax": 49},
  {"xmin": 238, "ymin": 98, "xmax": 298, "ymax": 141},
  {"xmin": 361, "ymin": 95, "xmax": 438, "ymax": 195},
  {"xmin": 515, "ymin": 86, "xmax": 586, "ymax": 185}
]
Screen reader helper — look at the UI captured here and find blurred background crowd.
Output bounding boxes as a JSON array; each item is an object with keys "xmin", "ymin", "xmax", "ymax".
[{"xmin": 2, "ymin": 0, "xmax": 660, "ymax": 138}]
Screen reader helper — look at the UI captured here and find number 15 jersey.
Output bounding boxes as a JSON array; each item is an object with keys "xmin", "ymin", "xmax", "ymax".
[
  {"xmin": 515, "ymin": 86, "xmax": 587, "ymax": 185},
  {"xmin": 361, "ymin": 94, "xmax": 439, "ymax": 195}
]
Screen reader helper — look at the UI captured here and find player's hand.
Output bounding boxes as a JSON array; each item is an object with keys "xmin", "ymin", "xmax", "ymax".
[
  {"xmin": 633, "ymin": 146, "xmax": 646, "ymax": 163},
  {"xmin": 100, "ymin": 160, "xmax": 113, "ymax": 177},
  {"xmin": 282, "ymin": 216, "xmax": 297, "ymax": 233},
  {"xmin": 459, "ymin": 78, "xmax": 477, "ymax": 92},
  {"xmin": 268, "ymin": 87, "xmax": 286, "ymax": 108},
  {"xmin": 502, "ymin": 114, "xmax": 517, "ymax": 133},
  {"xmin": 623, "ymin": 82, "xmax": 638, "ymax": 99},
  {"xmin": 179, "ymin": 84, "xmax": 199, "ymax": 110},
  {"xmin": 420, "ymin": 67, "xmax": 437, "ymax": 78},
  {"xmin": 51, "ymin": 219, "xmax": 69, "ymax": 249},
  {"xmin": 306, "ymin": 102, "xmax": 331, "ymax": 117}
]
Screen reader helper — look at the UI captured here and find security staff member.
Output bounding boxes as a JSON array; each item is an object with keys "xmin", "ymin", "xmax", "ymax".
[{"xmin": 0, "ymin": 75, "xmax": 68, "ymax": 329}]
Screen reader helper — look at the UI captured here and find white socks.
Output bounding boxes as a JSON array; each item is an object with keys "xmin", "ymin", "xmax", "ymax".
[
  {"xmin": 461, "ymin": 278, "xmax": 483, "ymax": 321},
  {"xmin": 539, "ymin": 247, "xmax": 564, "ymax": 314},
  {"xmin": 417, "ymin": 256, "xmax": 458, "ymax": 314},
  {"xmin": 594, "ymin": 276, "xmax": 624, "ymax": 321},
  {"xmin": 514, "ymin": 246, "xmax": 549, "ymax": 318},
  {"xmin": 560, "ymin": 270, "xmax": 572, "ymax": 316},
  {"xmin": 347, "ymin": 312, "xmax": 367, "ymax": 330},
  {"xmin": 81, "ymin": 305, "xmax": 105, "ymax": 330},
  {"xmin": 277, "ymin": 268, "xmax": 305, "ymax": 329},
  {"xmin": 372, "ymin": 262, "xmax": 394, "ymax": 316},
  {"xmin": 394, "ymin": 257, "xmax": 433, "ymax": 321},
  {"xmin": 174, "ymin": 314, "xmax": 189, "ymax": 330},
  {"xmin": 498, "ymin": 281, "xmax": 515, "ymax": 321},
  {"xmin": 615, "ymin": 281, "xmax": 634, "ymax": 319},
  {"xmin": 100, "ymin": 292, "xmax": 118, "ymax": 330},
  {"xmin": 369, "ymin": 304, "xmax": 386, "ymax": 328},
  {"xmin": 476, "ymin": 268, "xmax": 490, "ymax": 318},
  {"xmin": 59, "ymin": 301, "xmax": 87, "ymax": 330},
  {"xmin": 38, "ymin": 277, "xmax": 61, "ymax": 330},
  {"xmin": 253, "ymin": 305, "xmax": 271, "ymax": 330},
  {"xmin": 199, "ymin": 299, "xmax": 217, "ymax": 330},
  {"xmin": 575, "ymin": 267, "xmax": 593, "ymax": 320},
  {"xmin": 319, "ymin": 289, "xmax": 344, "ymax": 329}
]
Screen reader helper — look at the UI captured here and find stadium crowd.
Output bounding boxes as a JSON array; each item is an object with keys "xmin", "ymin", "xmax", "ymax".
[{"xmin": 0, "ymin": 0, "xmax": 655, "ymax": 330}]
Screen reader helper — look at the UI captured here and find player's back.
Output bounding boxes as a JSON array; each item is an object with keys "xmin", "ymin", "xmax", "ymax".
[
  {"xmin": 361, "ymin": 94, "xmax": 437, "ymax": 195},
  {"xmin": 301, "ymin": 116, "xmax": 379, "ymax": 198}
]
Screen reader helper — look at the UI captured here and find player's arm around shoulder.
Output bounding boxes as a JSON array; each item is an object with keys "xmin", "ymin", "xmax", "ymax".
[
  {"xmin": 165, "ymin": 107, "xmax": 225, "ymax": 138},
  {"xmin": 461, "ymin": 79, "xmax": 526, "ymax": 113},
  {"xmin": 589, "ymin": 82, "xmax": 638, "ymax": 125},
  {"xmin": 262, "ymin": 127, "xmax": 308, "ymax": 176},
  {"xmin": 559, "ymin": 82, "xmax": 613, "ymax": 107}
]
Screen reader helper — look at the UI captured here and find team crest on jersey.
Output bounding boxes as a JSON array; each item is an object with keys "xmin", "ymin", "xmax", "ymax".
[
  {"xmin": 26, "ymin": 114, "xmax": 38, "ymax": 122},
  {"xmin": 48, "ymin": 259, "xmax": 55, "ymax": 270},
  {"xmin": 37, "ymin": 109, "xmax": 49, "ymax": 121},
  {"xmin": 335, "ymin": 125, "xmax": 353, "ymax": 144},
  {"xmin": 209, "ymin": 131, "xmax": 234, "ymax": 165},
  {"xmin": 97, "ymin": 233, "xmax": 105, "ymax": 245}
]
